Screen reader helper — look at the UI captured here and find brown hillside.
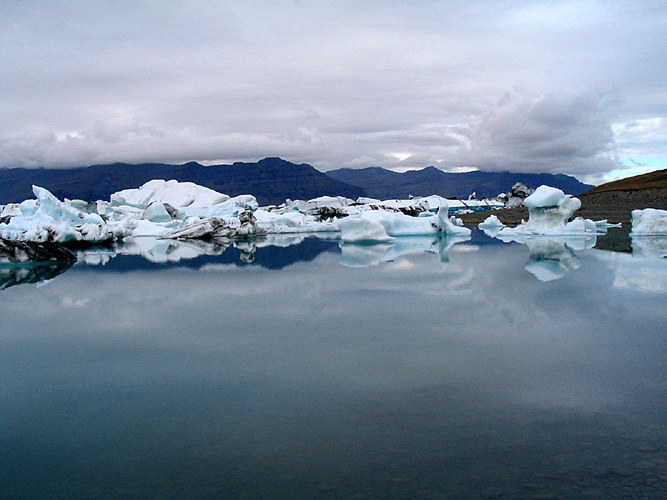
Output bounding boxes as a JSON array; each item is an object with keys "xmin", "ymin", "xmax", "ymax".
[{"xmin": 584, "ymin": 168, "xmax": 667, "ymax": 194}]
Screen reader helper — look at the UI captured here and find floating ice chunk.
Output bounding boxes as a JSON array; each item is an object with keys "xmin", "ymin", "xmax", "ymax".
[
  {"xmin": 630, "ymin": 208, "xmax": 667, "ymax": 235},
  {"xmin": 162, "ymin": 211, "xmax": 267, "ymax": 240},
  {"xmin": 337, "ymin": 216, "xmax": 394, "ymax": 243},
  {"xmin": 368, "ymin": 210, "xmax": 441, "ymax": 236},
  {"xmin": 0, "ymin": 203, "xmax": 22, "ymax": 218},
  {"xmin": 478, "ymin": 214, "xmax": 505, "ymax": 237},
  {"xmin": 161, "ymin": 217, "xmax": 233, "ymax": 240},
  {"xmin": 436, "ymin": 206, "xmax": 472, "ymax": 236},
  {"xmin": 594, "ymin": 220, "xmax": 622, "ymax": 231},
  {"xmin": 336, "ymin": 204, "xmax": 470, "ymax": 242},
  {"xmin": 180, "ymin": 194, "xmax": 259, "ymax": 219},
  {"xmin": 478, "ymin": 215, "xmax": 505, "ymax": 229}
]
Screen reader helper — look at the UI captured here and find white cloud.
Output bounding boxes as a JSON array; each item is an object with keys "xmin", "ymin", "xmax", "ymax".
[{"xmin": 1, "ymin": 1, "xmax": 665, "ymax": 180}]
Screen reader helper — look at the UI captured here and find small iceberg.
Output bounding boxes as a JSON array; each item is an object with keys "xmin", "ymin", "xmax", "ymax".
[{"xmin": 630, "ymin": 208, "xmax": 667, "ymax": 235}]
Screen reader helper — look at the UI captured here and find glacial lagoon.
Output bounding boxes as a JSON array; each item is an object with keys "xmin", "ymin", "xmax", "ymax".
[{"xmin": 1, "ymin": 229, "xmax": 665, "ymax": 499}]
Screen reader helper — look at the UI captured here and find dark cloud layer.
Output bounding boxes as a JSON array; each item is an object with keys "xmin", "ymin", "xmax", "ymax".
[{"xmin": 1, "ymin": 1, "xmax": 666, "ymax": 183}]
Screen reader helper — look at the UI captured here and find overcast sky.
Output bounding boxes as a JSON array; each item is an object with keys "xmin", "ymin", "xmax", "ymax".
[{"xmin": 1, "ymin": 1, "xmax": 666, "ymax": 183}]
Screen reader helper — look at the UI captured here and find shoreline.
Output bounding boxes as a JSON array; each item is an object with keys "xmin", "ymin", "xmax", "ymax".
[{"xmin": 458, "ymin": 188, "xmax": 667, "ymax": 227}]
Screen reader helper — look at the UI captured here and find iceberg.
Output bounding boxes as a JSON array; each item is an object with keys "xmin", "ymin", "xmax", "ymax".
[
  {"xmin": 630, "ymin": 208, "xmax": 667, "ymax": 235},
  {"xmin": 0, "ymin": 186, "xmax": 111, "ymax": 243},
  {"xmin": 478, "ymin": 214, "xmax": 505, "ymax": 237},
  {"xmin": 337, "ymin": 216, "xmax": 395, "ymax": 243},
  {"xmin": 336, "ymin": 202, "xmax": 471, "ymax": 243},
  {"xmin": 111, "ymin": 179, "xmax": 230, "ymax": 210},
  {"xmin": 490, "ymin": 185, "xmax": 603, "ymax": 238}
]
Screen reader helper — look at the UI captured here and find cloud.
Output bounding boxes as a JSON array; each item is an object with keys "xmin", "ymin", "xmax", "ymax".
[
  {"xmin": 451, "ymin": 88, "xmax": 621, "ymax": 176},
  {"xmin": 1, "ymin": 1, "xmax": 665, "ymax": 180}
]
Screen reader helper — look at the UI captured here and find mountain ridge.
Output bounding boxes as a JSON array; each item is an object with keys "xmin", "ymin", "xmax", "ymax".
[
  {"xmin": 326, "ymin": 166, "xmax": 593, "ymax": 200},
  {"xmin": 0, "ymin": 157, "xmax": 366, "ymax": 206},
  {"xmin": 0, "ymin": 157, "xmax": 595, "ymax": 206}
]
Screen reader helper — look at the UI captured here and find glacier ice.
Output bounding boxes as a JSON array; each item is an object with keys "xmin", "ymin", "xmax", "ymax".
[{"xmin": 631, "ymin": 208, "xmax": 667, "ymax": 235}]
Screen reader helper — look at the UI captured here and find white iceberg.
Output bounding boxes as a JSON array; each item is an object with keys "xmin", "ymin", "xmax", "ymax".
[
  {"xmin": 0, "ymin": 185, "xmax": 111, "ymax": 243},
  {"xmin": 111, "ymin": 179, "xmax": 230, "ymax": 209},
  {"xmin": 491, "ymin": 185, "xmax": 602, "ymax": 238},
  {"xmin": 478, "ymin": 214, "xmax": 505, "ymax": 237},
  {"xmin": 336, "ymin": 203, "xmax": 471, "ymax": 243},
  {"xmin": 630, "ymin": 208, "xmax": 667, "ymax": 235}
]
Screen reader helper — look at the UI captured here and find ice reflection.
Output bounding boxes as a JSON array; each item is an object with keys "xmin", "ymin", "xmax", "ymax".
[
  {"xmin": 494, "ymin": 233, "xmax": 597, "ymax": 281},
  {"xmin": 338, "ymin": 234, "xmax": 470, "ymax": 268},
  {"xmin": 76, "ymin": 233, "xmax": 339, "ymax": 267},
  {"xmin": 602, "ymin": 234, "xmax": 667, "ymax": 293},
  {"xmin": 632, "ymin": 234, "xmax": 667, "ymax": 258},
  {"xmin": 0, "ymin": 261, "xmax": 74, "ymax": 291}
]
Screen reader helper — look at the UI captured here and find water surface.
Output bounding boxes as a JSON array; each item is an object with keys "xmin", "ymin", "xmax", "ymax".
[{"xmin": 1, "ymin": 231, "xmax": 665, "ymax": 499}]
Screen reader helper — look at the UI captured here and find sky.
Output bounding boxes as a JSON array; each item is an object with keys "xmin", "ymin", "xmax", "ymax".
[{"xmin": 1, "ymin": 1, "xmax": 666, "ymax": 184}]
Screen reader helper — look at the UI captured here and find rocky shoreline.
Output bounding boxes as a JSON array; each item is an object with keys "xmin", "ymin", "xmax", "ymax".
[{"xmin": 458, "ymin": 187, "xmax": 667, "ymax": 227}]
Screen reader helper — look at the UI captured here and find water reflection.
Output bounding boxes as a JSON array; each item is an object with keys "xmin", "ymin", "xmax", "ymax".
[
  {"xmin": 1, "ymin": 231, "xmax": 665, "ymax": 499},
  {"xmin": 339, "ymin": 234, "xmax": 470, "ymax": 268},
  {"xmin": 494, "ymin": 234, "xmax": 596, "ymax": 282},
  {"xmin": 2, "ymin": 230, "xmax": 666, "ymax": 291}
]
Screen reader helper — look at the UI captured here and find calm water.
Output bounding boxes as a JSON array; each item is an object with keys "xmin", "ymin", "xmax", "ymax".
[{"xmin": 1, "ymin": 230, "xmax": 665, "ymax": 499}]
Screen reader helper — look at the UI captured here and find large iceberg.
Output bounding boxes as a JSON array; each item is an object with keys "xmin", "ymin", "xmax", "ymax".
[{"xmin": 487, "ymin": 185, "xmax": 602, "ymax": 238}]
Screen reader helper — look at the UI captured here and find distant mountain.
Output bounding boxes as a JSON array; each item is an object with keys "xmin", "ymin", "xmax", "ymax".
[
  {"xmin": 325, "ymin": 166, "xmax": 593, "ymax": 200},
  {"xmin": 0, "ymin": 157, "xmax": 366, "ymax": 206}
]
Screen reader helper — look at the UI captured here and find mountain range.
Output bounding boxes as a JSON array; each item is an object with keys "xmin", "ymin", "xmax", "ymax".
[
  {"xmin": 0, "ymin": 157, "xmax": 365, "ymax": 206},
  {"xmin": 326, "ymin": 166, "xmax": 593, "ymax": 199},
  {"xmin": 0, "ymin": 157, "xmax": 593, "ymax": 205}
]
